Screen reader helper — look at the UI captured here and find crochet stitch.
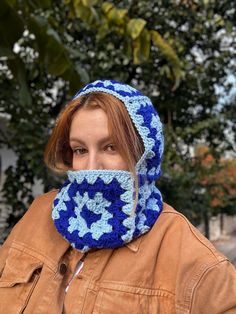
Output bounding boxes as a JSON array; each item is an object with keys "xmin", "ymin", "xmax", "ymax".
[{"xmin": 52, "ymin": 80, "xmax": 164, "ymax": 252}]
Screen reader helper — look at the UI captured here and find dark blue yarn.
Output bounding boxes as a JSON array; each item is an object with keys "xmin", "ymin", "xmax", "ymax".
[
  {"xmin": 81, "ymin": 205, "xmax": 102, "ymax": 228},
  {"xmin": 53, "ymin": 176, "xmax": 133, "ymax": 249},
  {"xmin": 52, "ymin": 79, "xmax": 164, "ymax": 252}
]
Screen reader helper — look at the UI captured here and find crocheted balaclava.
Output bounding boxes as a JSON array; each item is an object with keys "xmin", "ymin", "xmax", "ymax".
[{"xmin": 52, "ymin": 79, "xmax": 164, "ymax": 252}]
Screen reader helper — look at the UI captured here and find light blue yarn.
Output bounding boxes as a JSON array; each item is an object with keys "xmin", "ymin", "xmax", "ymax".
[
  {"xmin": 52, "ymin": 80, "xmax": 164, "ymax": 252},
  {"xmin": 73, "ymin": 82, "xmax": 164, "ymax": 179}
]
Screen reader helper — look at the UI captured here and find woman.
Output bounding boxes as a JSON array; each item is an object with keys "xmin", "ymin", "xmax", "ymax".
[{"xmin": 0, "ymin": 79, "xmax": 235, "ymax": 313}]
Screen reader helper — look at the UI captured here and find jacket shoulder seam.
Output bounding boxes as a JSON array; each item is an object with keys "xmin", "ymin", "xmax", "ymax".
[
  {"xmin": 188, "ymin": 259, "xmax": 229, "ymax": 312},
  {"xmin": 161, "ymin": 209, "xmax": 226, "ymax": 262}
]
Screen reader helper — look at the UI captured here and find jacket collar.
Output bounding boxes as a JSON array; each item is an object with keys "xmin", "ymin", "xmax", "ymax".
[{"xmin": 125, "ymin": 235, "xmax": 143, "ymax": 252}]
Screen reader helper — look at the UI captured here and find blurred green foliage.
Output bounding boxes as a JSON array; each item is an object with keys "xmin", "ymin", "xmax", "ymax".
[{"xmin": 0, "ymin": 0, "xmax": 235, "ymax": 240}]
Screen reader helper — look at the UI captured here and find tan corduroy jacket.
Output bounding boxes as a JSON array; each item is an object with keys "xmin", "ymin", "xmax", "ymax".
[{"xmin": 0, "ymin": 190, "xmax": 236, "ymax": 314}]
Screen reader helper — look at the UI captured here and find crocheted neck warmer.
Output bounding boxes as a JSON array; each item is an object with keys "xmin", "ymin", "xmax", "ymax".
[{"xmin": 52, "ymin": 79, "xmax": 164, "ymax": 253}]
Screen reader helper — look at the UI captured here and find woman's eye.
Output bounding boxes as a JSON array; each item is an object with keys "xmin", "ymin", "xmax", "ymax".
[
  {"xmin": 105, "ymin": 144, "xmax": 116, "ymax": 152},
  {"xmin": 73, "ymin": 148, "xmax": 87, "ymax": 155},
  {"xmin": 71, "ymin": 145, "xmax": 116, "ymax": 155}
]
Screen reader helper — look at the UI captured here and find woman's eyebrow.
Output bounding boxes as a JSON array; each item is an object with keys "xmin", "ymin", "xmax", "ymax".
[{"xmin": 69, "ymin": 136, "xmax": 112, "ymax": 145}]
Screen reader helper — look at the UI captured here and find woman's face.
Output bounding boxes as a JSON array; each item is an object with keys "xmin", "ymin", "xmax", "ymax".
[{"xmin": 69, "ymin": 107, "xmax": 128, "ymax": 171}]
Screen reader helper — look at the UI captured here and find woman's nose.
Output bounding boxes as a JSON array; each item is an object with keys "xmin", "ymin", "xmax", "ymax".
[{"xmin": 86, "ymin": 153, "xmax": 102, "ymax": 170}]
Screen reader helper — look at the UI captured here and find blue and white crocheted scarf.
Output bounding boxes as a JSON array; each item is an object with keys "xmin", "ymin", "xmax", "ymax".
[{"xmin": 52, "ymin": 80, "xmax": 164, "ymax": 253}]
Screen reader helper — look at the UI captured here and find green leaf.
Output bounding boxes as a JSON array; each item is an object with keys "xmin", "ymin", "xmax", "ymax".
[
  {"xmin": 151, "ymin": 30, "xmax": 179, "ymax": 65},
  {"xmin": 47, "ymin": 50, "xmax": 71, "ymax": 76},
  {"xmin": 74, "ymin": 2, "xmax": 89, "ymax": 18},
  {"xmin": 96, "ymin": 18, "xmax": 110, "ymax": 40},
  {"xmin": 127, "ymin": 18, "xmax": 146, "ymax": 40},
  {"xmin": 7, "ymin": 56, "xmax": 32, "ymax": 107},
  {"xmin": 28, "ymin": 0, "xmax": 52, "ymax": 9},
  {"xmin": 133, "ymin": 37, "xmax": 141, "ymax": 65},
  {"xmin": 75, "ymin": 64, "xmax": 90, "ymax": 84},
  {"xmin": 123, "ymin": 38, "xmax": 132, "ymax": 59},
  {"xmin": 0, "ymin": 0, "xmax": 24, "ymax": 48},
  {"xmin": 131, "ymin": 28, "xmax": 151, "ymax": 64},
  {"xmin": 19, "ymin": 83, "xmax": 32, "ymax": 108},
  {"xmin": 73, "ymin": 2, "xmax": 96, "ymax": 25},
  {"xmin": 63, "ymin": 64, "xmax": 89, "ymax": 95},
  {"xmin": 28, "ymin": 15, "xmax": 48, "ymax": 61},
  {"xmin": 5, "ymin": 0, "xmax": 17, "ymax": 7},
  {"xmin": 151, "ymin": 30, "xmax": 182, "ymax": 90},
  {"xmin": 214, "ymin": 14, "xmax": 224, "ymax": 27},
  {"xmin": 139, "ymin": 28, "xmax": 151, "ymax": 60},
  {"xmin": 28, "ymin": 15, "xmax": 71, "ymax": 76},
  {"xmin": 225, "ymin": 21, "xmax": 233, "ymax": 33},
  {"xmin": 160, "ymin": 65, "xmax": 171, "ymax": 78},
  {"xmin": 81, "ymin": 0, "xmax": 98, "ymax": 7},
  {"xmin": 0, "ymin": 46, "xmax": 15, "ymax": 58},
  {"xmin": 101, "ymin": 2, "xmax": 114, "ymax": 14},
  {"xmin": 107, "ymin": 7, "xmax": 128, "ymax": 26},
  {"xmin": 46, "ymin": 28, "xmax": 62, "ymax": 44}
]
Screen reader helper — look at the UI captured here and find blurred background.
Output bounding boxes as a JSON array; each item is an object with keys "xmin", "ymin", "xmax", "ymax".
[{"xmin": 0, "ymin": 0, "xmax": 235, "ymax": 263}]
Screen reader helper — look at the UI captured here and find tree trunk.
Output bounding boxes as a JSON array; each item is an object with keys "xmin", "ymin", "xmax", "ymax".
[
  {"xmin": 220, "ymin": 212, "xmax": 224, "ymax": 235},
  {"xmin": 204, "ymin": 211, "xmax": 210, "ymax": 239}
]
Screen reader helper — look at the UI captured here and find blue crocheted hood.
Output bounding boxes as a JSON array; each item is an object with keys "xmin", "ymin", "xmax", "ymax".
[
  {"xmin": 52, "ymin": 79, "xmax": 164, "ymax": 252},
  {"xmin": 73, "ymin": 79, "xmax": 164, "ymax": 181}
]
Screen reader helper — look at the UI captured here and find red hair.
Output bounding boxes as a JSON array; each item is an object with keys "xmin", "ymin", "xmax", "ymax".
[{"xmin": 44, "ymin": 92, "xmax": 144, "ymax": 174}]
